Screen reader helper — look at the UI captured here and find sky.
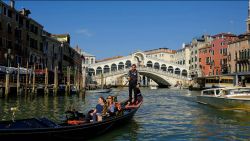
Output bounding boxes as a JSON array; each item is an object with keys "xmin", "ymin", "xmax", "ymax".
[{"xmin": 10, "ymin": 1, "xmax": 248, "ymax": 60}]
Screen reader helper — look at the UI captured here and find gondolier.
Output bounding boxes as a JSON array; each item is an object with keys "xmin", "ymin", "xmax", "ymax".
[{"xmin": 127, "ymin": 64, "xmax": 140, "ymax": 104}]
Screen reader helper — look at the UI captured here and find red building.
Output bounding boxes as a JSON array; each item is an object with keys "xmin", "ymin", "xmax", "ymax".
[
  {"xmin": 210, "ymin": 33, "xmax": 237, "ymax": 75},
  {"xmin": 199, "ymin": 44, "xmax": 212, "ymax": 76}
]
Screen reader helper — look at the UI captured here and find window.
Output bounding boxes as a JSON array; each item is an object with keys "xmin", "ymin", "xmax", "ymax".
[
  {"xmin": 195, "ymin": 56, "xmax": 197, "ymax": 62},
  {"xmin": 7, "ymin": 9, "xmax": 12, "ymax": 18},
  {"xmin": 3, "ymin": 6, "xmax": 6, "ymax": 15},
  {"xmin": 183, "ymin": 60, "xmax": 185, "ymax": 65},
  {"xmin": 195, "ymin": 64, "xmax": 197, "ymax": 68},
  {"xmin": 199, "ymin": 58, "xmax": 201, "ymax": 62},
  {"xmin": 195, "ymin": 50, "xmax": 197, "ymax": 54},
  {"xmin": 206, "ymin": 57, "xmax": 209, "ymax": 64},
  {"xmin": 26, "ymin": 20, "xmax": 30, "ymax": 30},
  {"xmin": 0, "ymin": 5, "xmax": 2, "ymax": 14},
  {"xmin": 220, "ymin": 49, "xmax": 222, "ymax": 54},
  {"xmin": 15, "ymin": 13, "xmax": 19, "ymax": 21},
  {"xmin": 7, "ymin": 23, "xmax": 12, "ymax": 34},
  {"xmin": 0, "ymin": 37, "xmax": 2, "ymax": 47}
]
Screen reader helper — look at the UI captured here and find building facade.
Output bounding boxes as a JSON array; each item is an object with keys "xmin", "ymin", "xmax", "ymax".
[
  {"xmin": 189, "ymin": 35, "xmax": 213, "ymax": 78},
  {"xmin": 174, "ymin": 44, "xmax": 191, "ymax": 70},
  {"xmin": 228, "ymin": 33, "xmax": 250, "ymax": 73},
  {"xmin": 0, "ymin": 0, "xmax": 82, "ymax": 78},
  {"xmin": 144, "ymin": 48, "xmax": 176, "ymax": 63},
  {"xmin": 210, "ymin": 33, "xmax": 237, "ymax": 75},
  {"xmin": 198, "ymin": 43, "xmax": 212, "ymax": 77}
]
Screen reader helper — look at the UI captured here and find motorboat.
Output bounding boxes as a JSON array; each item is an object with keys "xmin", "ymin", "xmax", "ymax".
[{"xmin": 197, "ymin": 87, "xmax": 250, "ymax": 110}]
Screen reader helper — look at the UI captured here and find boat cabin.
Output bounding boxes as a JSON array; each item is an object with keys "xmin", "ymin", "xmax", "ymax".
[{"xmin": 201, "ymin": 87, "xmax": 250, "ymax": 98}]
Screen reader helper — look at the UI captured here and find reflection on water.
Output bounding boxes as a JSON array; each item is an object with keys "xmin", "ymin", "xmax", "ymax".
[{"xmin": 1, "ymin": 88, "xmax": 250, "ymax": 140}]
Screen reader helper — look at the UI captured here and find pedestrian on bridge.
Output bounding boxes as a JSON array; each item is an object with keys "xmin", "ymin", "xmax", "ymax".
[{"xmin": 127, "ymin": 64, "xmax": 140, "ymax": 105}]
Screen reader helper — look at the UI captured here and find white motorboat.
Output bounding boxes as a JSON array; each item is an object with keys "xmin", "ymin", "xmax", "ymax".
[
  {"xmin": 197, "ymin": 87, "xmax": 250, "ymax": 110},
  {"xmin": 150, "ymin": 86, "xmax": 158, "ymax": 90}
]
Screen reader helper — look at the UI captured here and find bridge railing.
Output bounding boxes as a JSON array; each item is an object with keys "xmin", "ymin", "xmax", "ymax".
[{"xmin": 94, "ymin": 67, "xmax": 190, "ymax": 80}]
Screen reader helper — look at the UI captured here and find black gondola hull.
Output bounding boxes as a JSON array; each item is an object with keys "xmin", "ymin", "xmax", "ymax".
[{"xmin": 0, "ymin": 97, "xmax": 142, "ymax": 140}]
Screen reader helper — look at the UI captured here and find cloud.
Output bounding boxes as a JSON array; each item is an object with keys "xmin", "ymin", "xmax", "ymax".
[{"xmin": 76, "ymin": 28, "xmax": 93, "ymax": 37}]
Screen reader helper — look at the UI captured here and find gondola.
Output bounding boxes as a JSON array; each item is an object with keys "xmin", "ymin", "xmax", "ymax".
[{"xmin": 0, "ymin": 95, "xmax": 143, "ymax": 140}]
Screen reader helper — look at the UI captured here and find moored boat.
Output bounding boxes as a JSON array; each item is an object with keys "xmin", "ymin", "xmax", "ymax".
[
  {"xmin": 197, "ymin": 87, "xmax": 250, "ymax": 110},
  {"xmin": 0, "ymin": 94, "xmax": 143, "ymax": 140}
]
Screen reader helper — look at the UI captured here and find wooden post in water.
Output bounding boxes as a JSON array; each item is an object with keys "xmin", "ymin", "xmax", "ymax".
[
  {"xmin": 32, "ymin": 64, "xmax": 36, "ymax": 94},
  {"xmin": 74, "ymin": 66, "xmax": 76, "ymax": 88},
  {"xmin": 66, "ymin": 66, "xmax": 71, "ymax": 94},
  {"xmin": 53, "ymin": 66, "xmax": 58, "ymax": 95},
  {"xmin": 101, "ymin": 73, "xmax": 104, "ymax": 89},
  {"xmin": 44, "ymin": 67, "xmax": 49, "ymax": 94},
  {"xmin": 25, "ymin": 62, "xmax": 28, "ymax": 95},
  {"xmin": 5, "ymin": 72, "xmax": 10, "ymax": 97},
  {"xmin": 81, "ymin": 67, "xmax": 86, "ymax": 90},
  {"xmin": 17, "ymin": 63, "xmax": 20, "ymax": 95},
  {"xmin": 76, "ymin": 69, "xmax": 80, "ymax": 92}
]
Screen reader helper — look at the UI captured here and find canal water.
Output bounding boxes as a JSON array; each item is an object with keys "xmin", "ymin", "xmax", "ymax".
[{"xmin": 1, "ymin": 88, "xmax": 250, "ymax": 140}]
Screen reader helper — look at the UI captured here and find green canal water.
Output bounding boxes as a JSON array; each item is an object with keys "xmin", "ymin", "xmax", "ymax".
[{"xmin": 1, "ymin": 88, "xmax": 250, "ymax": 140}]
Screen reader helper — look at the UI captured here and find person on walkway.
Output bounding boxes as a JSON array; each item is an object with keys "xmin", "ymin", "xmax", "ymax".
[{"xmin": 127, "ymin": 64, "xmax": 140, "ymax": 104}]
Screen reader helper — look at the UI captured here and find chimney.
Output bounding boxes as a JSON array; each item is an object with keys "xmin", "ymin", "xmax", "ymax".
[{"xmin": 10, "ymin": 0, "xmax": 15, "ymax": 9}]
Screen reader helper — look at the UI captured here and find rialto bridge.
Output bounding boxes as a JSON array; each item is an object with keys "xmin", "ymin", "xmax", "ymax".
[{"xmin": 86, "ymin": 51, "xmax": 191, "ymax": 87}]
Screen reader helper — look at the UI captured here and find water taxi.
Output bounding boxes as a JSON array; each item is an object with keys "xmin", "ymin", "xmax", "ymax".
[{"xmin": 197, "ymin": 87, "xmax": 250, "ymax": 110}]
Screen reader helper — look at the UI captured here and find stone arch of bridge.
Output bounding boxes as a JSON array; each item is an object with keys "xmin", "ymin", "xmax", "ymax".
[{"xmin": 113, "ymin": 71, "xmax": 172, "ymax": 87}]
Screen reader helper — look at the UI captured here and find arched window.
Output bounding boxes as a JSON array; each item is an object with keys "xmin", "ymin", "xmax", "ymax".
[
  {"xmin": 147, "ymin": 61, "xmax": 153, "ymax": 67},
  {"xmin": 7, "ymin": 23, "xmax": 11, "ymax": 33},
  {"xmin": 111, "ymin": 63, "xmax": 117, "ymax": 72},
  {"xmin": 86, "ymin": 58, "xmax": 89, "ymax": 64},
  {"xmin": 103, "ymin": 65, "xmax": 110, "ymax": 73},
  {"xmin": 91, "ymin": 58, "xmax": 94, "ymax": 64},
  {"xmin": 154, "ymin": 62, "xmax": 160, "ymax": 69},
  {"xmin": 96, "ymin": 67, "xmax": 102, "ymax": 75},
  {"xmin": 125, "ymin": 60, "xmax": 131, "ymax": 68},
  {"xmin": 181, "ymin": 69, "xmax": 187, "ymax": 76},
  {"xmin": 118, "ymin": 62, "xmax": 124, "ymax": 70},
  {"xmin": 175, "ymin": 68, "xmax": 181, "ymax": 75},
  {"xmin": 168, "ymin": 66, "xmax": 173, "ymax": 73},
  {"xmin": 88, "ymin": 68, "xmax": 95, "ymax": 76},
  {"xmin": 161, "ymin": 64, "xmax": 167, "ymax": 71}
]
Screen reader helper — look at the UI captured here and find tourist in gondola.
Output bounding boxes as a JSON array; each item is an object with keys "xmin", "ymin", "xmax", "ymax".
[
  {"xmin": 107, "ymin": 96, "xmax": 116, "ymax": 116},
  {"xmin": 127, "ymin": 64, "xmax": 140, "ymax": 105},
  {"xmin": 90, "ymin": 96, "xmax": 106, "ymax": 122}
]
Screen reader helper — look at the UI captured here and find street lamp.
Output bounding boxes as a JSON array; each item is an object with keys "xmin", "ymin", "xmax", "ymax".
[{"xmin": 4, "ymin": 48, "xmax": 14, "ymax": 67}]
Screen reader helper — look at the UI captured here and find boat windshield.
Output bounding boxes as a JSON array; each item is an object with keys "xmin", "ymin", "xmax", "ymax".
[
  {"xmin": 202, "ymin": 90, "xmax": 216, "ymax": 96},
  {"xmin": 229, "ymin": 88, "xmax": 250, "ymax": 95}
]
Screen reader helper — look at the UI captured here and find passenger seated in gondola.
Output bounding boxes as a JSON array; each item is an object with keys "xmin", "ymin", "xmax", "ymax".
[
  {"xmin": 90, "ymin": 96, "xmax": 106, "ymax": 122},
  {"xmin": 107, "ymin": 96, "xmax": 116, "ymax": 116},
  {"xmin": 115, "ymin": 102, "xmax": 124, "ymax": 116}
]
